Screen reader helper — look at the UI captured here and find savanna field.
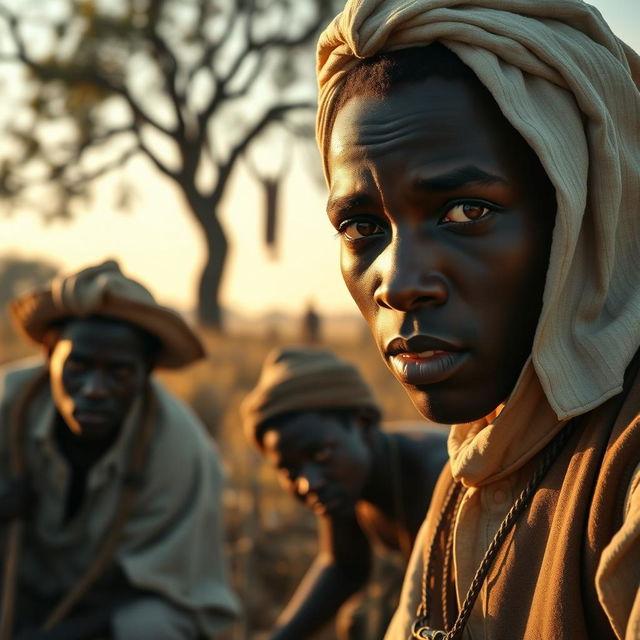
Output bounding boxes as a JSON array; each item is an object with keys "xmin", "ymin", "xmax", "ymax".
[{"xmin": 0, "ymin": 314, "xmax": 428, "ymax": 640}]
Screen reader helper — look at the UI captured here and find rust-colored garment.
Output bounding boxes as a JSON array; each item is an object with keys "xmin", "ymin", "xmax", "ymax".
[{"xmin": 388, "ymin": 359, "xmax": 640, "ymax": 639}]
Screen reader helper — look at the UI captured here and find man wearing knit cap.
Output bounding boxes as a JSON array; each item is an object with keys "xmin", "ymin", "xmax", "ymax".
[
  {"xmin": 0, "ymin": 260, "xmax": 240, "ymax": 640},
  {"xmin": 242, "ymin": 347, "xmax": 448, "ymax": 640},
  {"xmin": 316, "ymin": 0, "xmax": 640, "ymax": 639}
]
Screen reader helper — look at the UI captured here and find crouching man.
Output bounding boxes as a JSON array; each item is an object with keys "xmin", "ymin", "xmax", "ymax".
[
  {"xmin": 241, "ymin": 347, "xmax": 448, "ymax": 639},
  {"xmin": 0, "ymin": 260, "xmax": 240, "ymax": 640}
]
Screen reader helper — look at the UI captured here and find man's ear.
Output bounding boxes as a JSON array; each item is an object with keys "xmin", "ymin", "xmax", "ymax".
[{"xmin": 42, "ymin": 327, "xmax": 61, "ymax": 362}]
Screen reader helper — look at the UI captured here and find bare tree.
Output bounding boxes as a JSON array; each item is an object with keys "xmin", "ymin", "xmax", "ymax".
[{"xmin": 0, "ymin": 0, "xmax": 335, "ymax": 328}]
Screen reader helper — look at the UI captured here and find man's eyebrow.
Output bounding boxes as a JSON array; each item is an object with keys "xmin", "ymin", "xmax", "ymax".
[
  {"xmin": 326, "ymin": 193, "xmax": 375, "ymax": 218},
  {"xmin": 414, "ymin": 165, "xmax": 506, "ymax": 191}
]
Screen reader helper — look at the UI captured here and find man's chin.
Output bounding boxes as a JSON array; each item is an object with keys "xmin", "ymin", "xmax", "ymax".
[
  {"xmin": 74, "ymin": 421, "xmax": 119, "ymax": 441},
  {"xmin": 310, "ymin": 498, "xmax": 352, "ymax": 518},
  {"xmin": 405, "ymin": 386, "xmax": 492, "ymax": 426}
]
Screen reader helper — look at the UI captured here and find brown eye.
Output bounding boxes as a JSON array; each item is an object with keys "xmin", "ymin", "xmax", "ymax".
[
  {"xmin": 65, "ymin": 357, "xmax": 87, "ymax": 373},
  {"xmin": 313, "ymin": 446, "xmax": 332, "ymax": 463},
  {"xmin": 111, "ymin": 365, "xmax": 134, "ymax": 381},
  {"xmin": 341, "ymin": 220, "xmax": 383, "ymax": 240},
  {"xmin": 443, "ymin": 202, "xmax": 491, "ymax": 223}
]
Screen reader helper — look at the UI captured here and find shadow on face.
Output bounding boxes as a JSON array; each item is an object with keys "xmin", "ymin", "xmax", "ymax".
[
  {"xmin": 47, "ymin": 317, "xmax": 152, "ymax": 440},
  {"xmin": 326, "ymin": 48, "xmax": 556, "ymax": 424},
  {"xmin": 260, "ymin": 411, "xmax": 373, "ymax": 516}
]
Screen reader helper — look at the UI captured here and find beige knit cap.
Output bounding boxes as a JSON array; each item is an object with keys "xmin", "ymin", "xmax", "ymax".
[
  {"xmin": 241, "ymin": 347, "xmax": 380, "ymax": 448},
  {"xmin": 10, "ymin": 260, "xmax": 205, "ymax": 369},
  {"xmin": 316, "ymin": 0, "xmax": 640, "ymax": 420}
]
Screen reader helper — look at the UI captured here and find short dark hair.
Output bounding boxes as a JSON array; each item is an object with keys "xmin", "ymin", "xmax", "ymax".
[
  {"xmin": 255, "ymin": 407, "xmax": 380, "ymax": 449},
  {"xmin": 329, "ymin": 43, "xmax": 485, "ymax": 140},
  {"xmin": 43, "ymin": 314, "xmax": 161, "ymax": 368}
]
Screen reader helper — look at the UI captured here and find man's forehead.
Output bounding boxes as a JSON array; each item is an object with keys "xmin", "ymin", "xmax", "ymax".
[
  {"xmin": 329, "ymin": 76, "xmax": 520, "ymax": 158},
  {"xmin": 58, "ymin": 319, "xmax": 147, "ymax": 361},
  {"xmin": 263, "ymin": 413, "xmax": 337, "ymax": 449},
  {"xmin": 61, "ymin": 317, "xmax": 141, "ymax": 341}
]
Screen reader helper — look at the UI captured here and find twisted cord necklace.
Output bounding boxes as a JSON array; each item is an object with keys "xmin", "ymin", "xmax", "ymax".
[{"xmin": 410, "ymin": 420, "xmax": 577, "ymax": 640}]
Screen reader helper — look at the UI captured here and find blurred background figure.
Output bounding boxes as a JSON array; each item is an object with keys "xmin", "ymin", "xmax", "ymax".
[
  {"xmin": 301, "ymin": 302, "xmax": 321, "ymax": 345},
  {"xmin": 241, "ymin": 347, "xmax": 448, "ymax": 640},
  {"xmin": 0, "ymin": 261, "xmax": 240, "ymax": 640}
]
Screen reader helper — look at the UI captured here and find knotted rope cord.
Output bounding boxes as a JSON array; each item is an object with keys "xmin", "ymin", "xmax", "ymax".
[
  {"xmin": 417, "ymin": 481, "xmax": 464, "ymax": 622},
  {"xmin": 0, "ymin": 372, "xmax": 155, "ymax": 638},
  {"xmin": 412, "ymin": 420, "xmax": 577, "ymax": 640},
  {"xmin": 0, "ymin": 369, "xmax": 48, "ymax": 640},
  {"xmin": 441, "ymin": 487, "xmax": 466, "ymax": 630}
]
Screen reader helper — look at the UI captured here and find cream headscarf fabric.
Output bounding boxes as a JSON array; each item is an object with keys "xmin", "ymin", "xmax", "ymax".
[{"xmin": 316, "ymin": 0, "xmax": 640, "ymax": 484}]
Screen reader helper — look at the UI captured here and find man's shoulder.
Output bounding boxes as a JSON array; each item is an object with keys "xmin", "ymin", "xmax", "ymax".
[
  {"xmin": 381, "ymin": 421, "xmax": 450, "ymax": 492},
  {"xmin": 147, "ymin": 378, "xmax": 220, "ymax": 465},
  {"xmin": 0, "ymin": 357, "xmax": 46, "ymax": 406}
]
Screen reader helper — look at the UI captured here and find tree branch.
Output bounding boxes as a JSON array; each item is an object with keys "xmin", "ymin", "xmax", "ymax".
[
  {"xmin": 211, "ymin": 101, "xmax": 314, "ymax": 202},
  {"xmin": 148, "ymin": 29, "xmax": 187, "ymax": 138},
  {"xmin": 189, "ymin": 3, "xmax": 240, "ymax": 82},
  {"xmin": 0, "ymin": 6, "xmax": 175, "ymax": 139},
  {"xmin": 133, "ymin": 125, "xmax": 180, "ymax": 182},
  {"xmin": 62, "ymin": 146, "xmax": 140, "ymax": 190},
  {"xmin": 223, "ymin": 48, "xmax": 267, "ymax": 102}
]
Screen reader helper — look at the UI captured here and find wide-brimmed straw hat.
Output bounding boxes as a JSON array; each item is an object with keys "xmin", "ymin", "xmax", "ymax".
[{"xmin": 9, "ymin": 260, "xmax": 205, "ymax": 369}]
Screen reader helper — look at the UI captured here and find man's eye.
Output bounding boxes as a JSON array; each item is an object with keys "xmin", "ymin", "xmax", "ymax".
[
  {"xmin": 65, "ymin": 358, "xmax": 86, "ymax": 372},
  {"xmin": 111, "ymin": 365, "xmax": 134, "ymax": 380},
  {"xmin": 441, "ymin": 202, "xmax": 492, "ymax": 223},
  {"xmin": 313, "ymin": 447, "xmax": 332, "ymax": 463},
  {"xmin": 339, "ymin": 219, "xmax": 383, "ymax": 240}
]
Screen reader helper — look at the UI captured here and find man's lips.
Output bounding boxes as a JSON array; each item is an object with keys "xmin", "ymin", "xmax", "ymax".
[
  {"xmin": 385, "ymin": 335, "xmax": 467, "ymax": 386},
  {"xmin": 74, "ymin": 409, "xmax": 113, "ymax": 425}
]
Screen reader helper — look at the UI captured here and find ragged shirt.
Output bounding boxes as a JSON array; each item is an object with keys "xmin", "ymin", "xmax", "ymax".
[
  {"xmin": 0, "ymin": 359, "xmax": 240, "ymax": 637},
  {"xmin": 386, "ymin": 358, "xmax": 640, "ymax": 640}
]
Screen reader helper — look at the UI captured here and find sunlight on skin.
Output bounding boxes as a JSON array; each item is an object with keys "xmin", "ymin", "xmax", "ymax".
[{"xmin": 0, "ymin": 0, "xmax": 635, "ymax": 317}]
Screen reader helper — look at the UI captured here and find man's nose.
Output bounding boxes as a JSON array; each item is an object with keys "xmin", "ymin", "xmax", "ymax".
[
  {"xmin": 374, "ymin": 233, "xmax": 448, "ymax": 311},
  {"xmin": 295, "ymin": 466, "xmax": 326, "ymax": 497},
  {"xmin": 80, "ymin": 369, "xmax": 109, "ymax": 398}
]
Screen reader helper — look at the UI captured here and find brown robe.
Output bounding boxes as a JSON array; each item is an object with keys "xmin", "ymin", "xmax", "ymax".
[{"xmin": 410, "ymin": 355, "xmax": 640, "ymax": 639}]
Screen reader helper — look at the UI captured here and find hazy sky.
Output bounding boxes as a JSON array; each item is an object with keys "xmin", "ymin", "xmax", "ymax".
[{"xmin": 1, "ymin": 0, "xmax": 638, "ymax": 317}]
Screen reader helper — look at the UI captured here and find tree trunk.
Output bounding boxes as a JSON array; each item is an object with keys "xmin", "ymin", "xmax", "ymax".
[{"xmin": 189, "ymin": 198, "xmax": 228, "ymax": 330}]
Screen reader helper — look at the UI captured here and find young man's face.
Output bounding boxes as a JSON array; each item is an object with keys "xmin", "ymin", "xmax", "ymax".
[
  {"xmin": 261, "ymin": 411, "xmax": 372, "ymax": 516},
  {"xmin": 326, "ymin": 77, "xmax": 556, "ymax": 424},
  {"xmin": 48, "ymin": 318, "xmax": 150, "ymax": 439}
]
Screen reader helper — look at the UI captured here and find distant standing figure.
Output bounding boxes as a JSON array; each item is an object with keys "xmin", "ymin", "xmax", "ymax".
[
  {"xmin": 0, "ymin": 260, "xmax": 240, "ymax": 640},
  {"xmin": 301, "ymin": 302, "xmax": 321, "ymax": 344},
  {"xmin": 242, "ymin": 347, "xmax": 448, "ymax": 640}
]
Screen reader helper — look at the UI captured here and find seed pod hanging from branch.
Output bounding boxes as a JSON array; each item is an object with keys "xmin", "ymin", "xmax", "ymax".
[
  {"xmin": 262, "ymin": 176, "xmax": 279, "ymax": 253},
  {"xmin": 244, "ymin": 133, "xmax": 292, "ymax": 260}
]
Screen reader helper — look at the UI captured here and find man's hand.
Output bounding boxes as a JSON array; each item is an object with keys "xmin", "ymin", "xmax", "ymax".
[{"xmin": 0, "ymin": 475, "xmax": 35, "ymax": 521}]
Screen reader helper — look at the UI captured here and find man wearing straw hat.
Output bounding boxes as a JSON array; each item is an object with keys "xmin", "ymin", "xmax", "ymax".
[
  {"xmin": 242, "ymin": 346, "xmax": 448, "ymax": 639},
  {"xmin": 314, "ymin": 0, "xmax": 640, "ymax": 638},
  {"xmin": 0, "ymin": 260, "xmax": 240, "ymax": 640}
]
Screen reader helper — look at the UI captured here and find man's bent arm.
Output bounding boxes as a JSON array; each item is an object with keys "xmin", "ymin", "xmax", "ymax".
[{"xmin": 270, "ymin": 513, "xmax": 371, "ymax": 639}]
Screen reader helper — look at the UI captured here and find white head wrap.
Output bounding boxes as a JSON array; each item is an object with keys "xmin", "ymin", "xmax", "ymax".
[{"xmin": 316, "ymin": 0, "xmax": 640, "ymax": 424}]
